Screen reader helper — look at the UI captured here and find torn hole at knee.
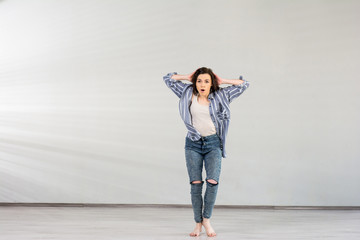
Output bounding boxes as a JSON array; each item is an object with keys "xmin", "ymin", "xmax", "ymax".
[
  {"xmin": 207, "ymin": 179, "xmax": 218, "ymax": 185},
  {"xmin": 191, "ymin": 180, "xmax": 203, "ymax": 184}
]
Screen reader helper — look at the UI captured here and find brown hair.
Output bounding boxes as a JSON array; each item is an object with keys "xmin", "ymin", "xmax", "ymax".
[{"xmin": 191, "ymin": 67, "xmax": 219, "ymax": 95}]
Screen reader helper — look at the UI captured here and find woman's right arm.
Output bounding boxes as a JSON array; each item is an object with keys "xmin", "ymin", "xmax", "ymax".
[
  {"xmin": 163, "ymin": 72, "xmax": 192, "ymax": 98},
  {"xmin": 171, "ymin": 74, "xmax": 191, "ymax": 81}
]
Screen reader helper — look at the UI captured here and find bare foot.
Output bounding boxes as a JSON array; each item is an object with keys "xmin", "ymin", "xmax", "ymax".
[
  {"xmin": 189, "ymin": 222, "xmax": 202, "ymax": 237},
  {"xmin": 202, "ymin": 218, "xmax": 216, "ymax": 237}
]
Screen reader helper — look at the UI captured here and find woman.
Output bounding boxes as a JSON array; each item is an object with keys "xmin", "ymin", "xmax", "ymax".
[{"xmin": 163, "ymin": 67, "xmax": 250, "ymax": 237}]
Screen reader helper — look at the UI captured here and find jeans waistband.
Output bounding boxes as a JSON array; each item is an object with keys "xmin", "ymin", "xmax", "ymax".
[{"xmin": 199, "ymin": 134, "xmax": 219, "ymax": 142}]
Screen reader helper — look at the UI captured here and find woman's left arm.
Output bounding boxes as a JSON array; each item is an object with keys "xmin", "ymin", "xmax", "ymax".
[
  {"xmin": 215, "ymin": 74, "xmax": 250, "ymax": 103},
  {"xmin": 215, "ymin": 74, "xmax": 244, "ymax": 85},
  {"xmin": 218, "ymin": 78, "xmax": 244, "ymax": 86}
]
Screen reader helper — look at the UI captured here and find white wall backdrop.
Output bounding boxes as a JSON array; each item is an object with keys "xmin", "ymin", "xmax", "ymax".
[{"xmin": 0, "ymin": 0, "xmax": 359, "ymax": 206}]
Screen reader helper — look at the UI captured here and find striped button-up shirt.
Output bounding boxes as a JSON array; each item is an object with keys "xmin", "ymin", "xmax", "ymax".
[{"xmin": 163, "ymin": 72, "xmax": 250, "ymax": 158}]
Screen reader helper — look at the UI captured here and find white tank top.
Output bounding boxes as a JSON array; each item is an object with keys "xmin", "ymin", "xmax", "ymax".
[{"xmin": 190, "ymin": 95, "xmax": 216, "ymax": 137}]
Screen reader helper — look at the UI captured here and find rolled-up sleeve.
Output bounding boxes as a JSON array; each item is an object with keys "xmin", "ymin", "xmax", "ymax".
[
  {"xmin": 163, "ymin": 72, "xmax": 189, "ymax": 98},
  {"xmin": 221, "ymin": 77, "xmax": 250, "ymax": 103}
]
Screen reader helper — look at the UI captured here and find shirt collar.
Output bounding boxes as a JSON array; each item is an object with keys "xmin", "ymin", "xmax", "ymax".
[{"xmin": 208, "ymin": 92, "xmax": 215, "ymax": 100}]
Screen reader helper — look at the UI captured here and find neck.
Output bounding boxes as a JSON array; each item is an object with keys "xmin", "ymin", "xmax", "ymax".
[{"xmin": 198, "ymin": 94, "xmax": 209, "ymax": 100}]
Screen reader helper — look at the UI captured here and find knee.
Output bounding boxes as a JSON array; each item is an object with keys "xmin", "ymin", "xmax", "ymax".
[
  {"xmin": 206, "ymin": 179, "xmax": 218, "ymax": 186},
  {"xmin": 191, "ymin": 180, "xmax": 203, "ymax": 185}
]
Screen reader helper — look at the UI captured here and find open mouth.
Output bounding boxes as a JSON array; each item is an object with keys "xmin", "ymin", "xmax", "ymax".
[{"xmin": 200, "ymin": 89, "xmax": 205, "ymax": 92}]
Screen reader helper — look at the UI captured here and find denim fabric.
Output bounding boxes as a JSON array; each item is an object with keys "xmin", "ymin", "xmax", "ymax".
[{"xmin": 185, "ymin": 134, "xmax": 222, "ymax": 223}]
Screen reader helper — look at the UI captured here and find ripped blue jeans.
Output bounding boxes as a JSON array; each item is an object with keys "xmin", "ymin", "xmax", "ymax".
[{"xmin": 185, "ymin": 134, "xmax": 222, "ymax": 223}]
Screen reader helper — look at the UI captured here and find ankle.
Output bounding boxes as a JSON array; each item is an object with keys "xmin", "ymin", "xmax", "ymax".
[{"xmin": 203, "ymin": 218, "xmax": 210, "ymax": 222}]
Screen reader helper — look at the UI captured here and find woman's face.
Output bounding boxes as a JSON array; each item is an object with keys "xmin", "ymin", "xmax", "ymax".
[{"xmin": 196, "ymin": 73, "xmax": 212, "ymax": 97}]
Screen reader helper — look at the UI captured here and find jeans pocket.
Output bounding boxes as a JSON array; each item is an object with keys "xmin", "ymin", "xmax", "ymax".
[{"xmin": 185, "ymin": 137, "xmax": 194, "ymax": 149}]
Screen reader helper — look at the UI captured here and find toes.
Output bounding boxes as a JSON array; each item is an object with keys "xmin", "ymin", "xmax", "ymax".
[{"xmin": 190, "ymin": 232, "xmax": 201, "ymax": 237}]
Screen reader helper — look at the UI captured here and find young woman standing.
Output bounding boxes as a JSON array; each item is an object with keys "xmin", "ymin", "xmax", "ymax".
[{"xmin": 163, "ymin": 67, "xmax": 250, "ymax": 237}]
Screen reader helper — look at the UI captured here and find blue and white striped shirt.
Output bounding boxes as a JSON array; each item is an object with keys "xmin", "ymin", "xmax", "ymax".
[{"xmin": 163, "ymin": 72, "xmax": 250, "ymax": 158}]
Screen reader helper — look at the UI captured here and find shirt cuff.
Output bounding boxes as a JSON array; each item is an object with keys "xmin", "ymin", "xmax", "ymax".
[
  {"xmin": 236, "ymin": 75, "xmax": 249, "ymax": 88},
  {"xmin": 163, "ymin": 72, "xmax": 178, "ymax": 83},
  {"xmin": 169, "ymin": 72, "xmax": 177, "ymax": 80}
]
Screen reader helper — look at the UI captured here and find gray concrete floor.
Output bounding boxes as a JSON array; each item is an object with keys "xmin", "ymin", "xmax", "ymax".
[{"xmin": 0, "ymin": 206, "xmax": 360, "ymax": 240}]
